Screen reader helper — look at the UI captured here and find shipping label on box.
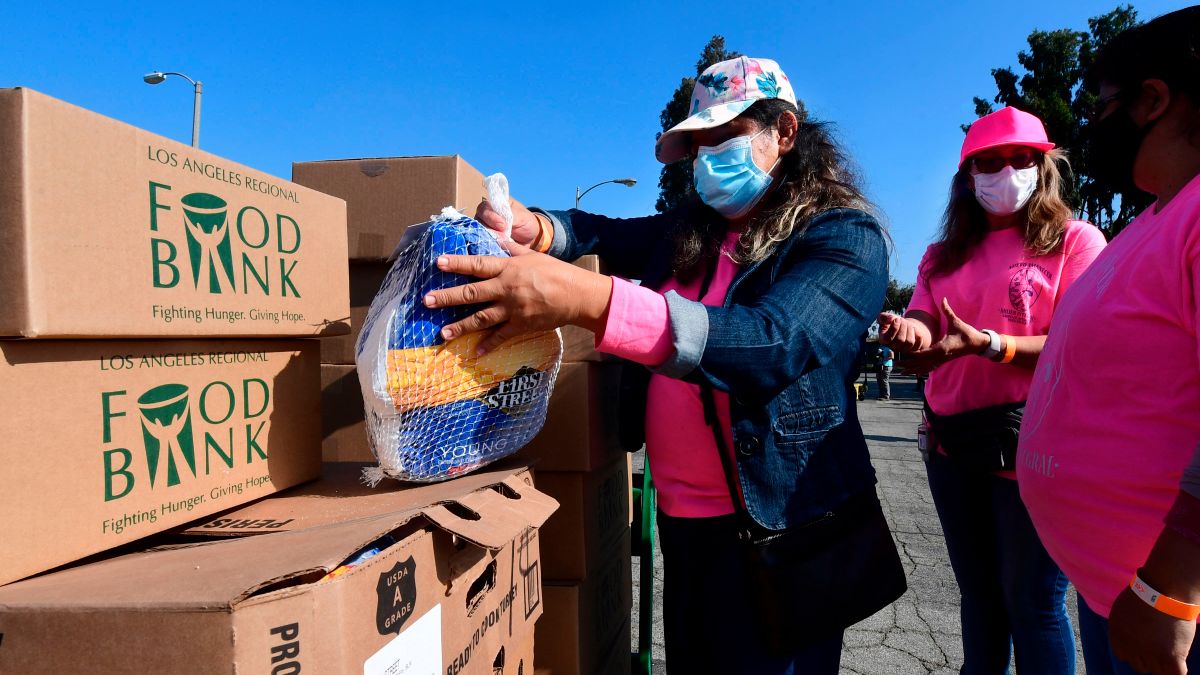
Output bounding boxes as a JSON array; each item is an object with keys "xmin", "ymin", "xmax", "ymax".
[
  {"xmin": 535, "ymin": 458, "xmax": 631, "ymax": 582},
  {"xmin": 0, "ymin": 463, "xmax": 558, "ymax": 674},
  {"xmin": 0, "ymin": 339, "xmax": 321, "ymax": 586},
  {"xmin": 0, "ymin": 87, "xmax": 350, "ymax": 338}
]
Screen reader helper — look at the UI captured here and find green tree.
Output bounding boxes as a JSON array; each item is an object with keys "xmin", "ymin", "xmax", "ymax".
[
  {"xmin": 969, "ymin": 5, "xmax": 1149, "ymax": 237},
  {"xmin": 883, "ymin": 279, "xmax": 915, "ymax": 313},
  {"xmin": 655, "ymin": 36, "xmax": 741, "ymax": 213}
]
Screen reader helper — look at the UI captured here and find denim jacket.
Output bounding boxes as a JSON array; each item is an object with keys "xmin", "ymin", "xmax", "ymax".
[{"xmin": 539, "ymin": 203, "xmax": 889, "ymax": 530}]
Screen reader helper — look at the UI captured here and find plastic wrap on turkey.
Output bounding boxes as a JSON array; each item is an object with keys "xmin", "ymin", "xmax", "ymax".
[{"xmin": 355, "ymin": 212, "xmax": 562, "ymax": 482}]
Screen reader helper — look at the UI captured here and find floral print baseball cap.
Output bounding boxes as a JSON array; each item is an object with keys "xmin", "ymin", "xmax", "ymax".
[{"xmin": 655, "ymin": 56, "xmax": 798, "ymax": 164}]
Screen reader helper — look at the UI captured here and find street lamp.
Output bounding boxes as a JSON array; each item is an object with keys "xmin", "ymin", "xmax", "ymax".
[
  {"xmin": 143, "ymin": 71, "xmax": 202, "ymax": 148},
  {"xmin": 575, "ymin": 178, "xmax": 636, "ymax": 209}
]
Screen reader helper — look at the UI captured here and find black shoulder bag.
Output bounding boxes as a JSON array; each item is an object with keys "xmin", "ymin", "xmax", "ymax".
[{"xmin": 698, "ymin": 385, "xmax": 907, "ymax": 653}]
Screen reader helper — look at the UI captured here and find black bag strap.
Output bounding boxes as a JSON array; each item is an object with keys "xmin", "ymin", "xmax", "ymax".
[
  {"xmin": 693, "ymin": 250, "xmax": 751, "ymax": 526},
  {"xmin": 699, "ymin": 382, "xmax": 752, "ymax": 526}
]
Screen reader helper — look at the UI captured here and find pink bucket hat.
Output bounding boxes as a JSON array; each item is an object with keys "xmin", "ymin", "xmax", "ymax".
[
  {"xmin": 960, "ymin": 106, "xmax": 1056, "ymax": 167},
  {"xmin": 655, "ymin": 56, "xmax": 798, "ymax": 164}
]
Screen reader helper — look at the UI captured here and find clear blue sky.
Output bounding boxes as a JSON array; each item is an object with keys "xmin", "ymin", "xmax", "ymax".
[{"xmin": 1, "ymin": 0, "xmax": 1190, "ymax": 282}]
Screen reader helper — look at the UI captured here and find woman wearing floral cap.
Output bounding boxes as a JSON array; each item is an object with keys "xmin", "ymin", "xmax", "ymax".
[
  {"xmin": 1019, "ymin": 8, "xmax": 1200, "ymax": 674},
  {"xmin": 424, "ymin": 56, "xmax": 906, "ymax": 673},
  {"xmin": 878, "ymin": 107, "xmax": 1106, "ymax": 674}
]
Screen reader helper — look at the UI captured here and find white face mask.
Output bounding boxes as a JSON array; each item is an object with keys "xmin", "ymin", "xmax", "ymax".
[{"xmin": 973, "ymin": 166, "xmax": 1039, "ymax": 216}]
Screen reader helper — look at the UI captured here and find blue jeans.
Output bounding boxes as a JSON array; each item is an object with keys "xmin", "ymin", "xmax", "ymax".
[
  {"xmin": 657, "ymin": 511, "xmax": 844, "ymax": 674},
  {"xmin": 925, "ymin": 452, "xmax": 1075, "ymax": 674},
  {"xmin": 1077, "ymin": 593, "xmax": 1200, "ymax": 674}
]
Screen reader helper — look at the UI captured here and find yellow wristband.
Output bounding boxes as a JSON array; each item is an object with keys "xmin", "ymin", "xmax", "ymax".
[
  {"xmin": 999, "ymin": 335, "xmax": 1017, "ymax": 364},
  {"xmin": 1131, "ymin": 574, "xmax": 1200, "ymax": 621}
]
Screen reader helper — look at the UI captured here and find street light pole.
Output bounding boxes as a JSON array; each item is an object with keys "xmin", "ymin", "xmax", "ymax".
[
  {"xmin": 143, "ymin": 71, "xmax": 202, "ymax": 148},
  {"xmin": 191, "ymin": 80, "xmax": 202, "ymax": 148},
  {"xmin": 575, "ymin": 177, "xmax": 637, "ymax": 209}
]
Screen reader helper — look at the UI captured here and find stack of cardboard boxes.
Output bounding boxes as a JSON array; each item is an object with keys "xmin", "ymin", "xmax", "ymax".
[
  {"xmin": 294, "ymin": 157, "xmax": 635, "ymax": 674},
  {"xmin": 0, "ymin": 86, "xmax": 348, "ymax": 585},
  {"xmin": 0, "ymin": 91, "xmax": 555, "ymax": 674},
  {"xmin": 519, "ymin": 316, "xmax": 635, "ymax": 675}
]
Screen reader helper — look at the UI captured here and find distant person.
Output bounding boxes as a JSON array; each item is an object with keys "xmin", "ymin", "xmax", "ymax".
[
  {"xmin": 1018, "ymin": 8, "xmax": 1200, "ymax": 674},
  {"xmin": 424, "ymin": 57, "xmax": 905, "ymax": 674},
  {"xmin": 878, "ymin": 106, "xmax": 1106, "ymax": 673},
  {"xmin": 877, "ymin": 345, "xmax": 894, "ymax": 400}
]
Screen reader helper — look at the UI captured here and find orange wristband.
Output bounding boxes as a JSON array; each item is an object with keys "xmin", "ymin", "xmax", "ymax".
[
  {"xmin": 532, "ymin": 212, "xmax": 553, "ymax": 253},
  {"xmin": 999, "ymin": 335, "xmax": 1017, "ymax": 364},
  {"xmin": 1131, "ymin": 574, "xmax": 1200, "ymax": 621}
]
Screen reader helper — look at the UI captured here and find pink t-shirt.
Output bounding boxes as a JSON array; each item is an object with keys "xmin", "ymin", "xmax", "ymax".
[
  {"xmin": 910, "ymin": 220, "xmax": 1106, "ymax": 416},
  {"xmin": 596, "ymin": 232, "xmax": 741, "ymax": 517},
  {"xmin": 1019, "ymin": 174, "xmax": 1200, "ymax": 618}
]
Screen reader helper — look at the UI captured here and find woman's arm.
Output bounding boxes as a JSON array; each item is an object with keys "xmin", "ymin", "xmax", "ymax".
[
  {"xmin": 537, "ymin": 208, "xmax": 677, "ymax": 280},
  {"xmin": 883, "ymin": 301, "xmax": 1046, "ymax": 373}
]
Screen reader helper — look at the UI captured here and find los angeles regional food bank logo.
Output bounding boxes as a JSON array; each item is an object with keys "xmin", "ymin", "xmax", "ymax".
[
  {"xmin": 137, "ymin": 384, "xmax": 197, "ymax": 489},
  {"xmin": 149, "ymin": 185, "xmax": 303, "ymax": 297},
  {"xmin": 180, "ymin": 193, "xmax": 236, "ymax": 294},
  {"xmin": 102, "ymin": 378, "xmax": 272, "ymax": 501}
]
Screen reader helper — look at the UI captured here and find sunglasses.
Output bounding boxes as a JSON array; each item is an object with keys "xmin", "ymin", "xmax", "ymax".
[{"xmin": 969, "ymin": 150, "xmax": 1040, "ymax": 174}]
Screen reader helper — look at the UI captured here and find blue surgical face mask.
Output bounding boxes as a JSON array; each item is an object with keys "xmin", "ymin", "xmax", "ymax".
[{"xmin": 693, "ymin": 130, "xmax": 778, "ymax": 219}]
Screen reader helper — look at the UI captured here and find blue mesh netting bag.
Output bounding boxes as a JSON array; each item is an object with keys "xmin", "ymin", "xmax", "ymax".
[{"xmin": 355, "ymin": 208, "xmax": 562, "ymax": 483}]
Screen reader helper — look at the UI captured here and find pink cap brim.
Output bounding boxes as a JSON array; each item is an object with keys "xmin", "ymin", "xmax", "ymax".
[{"xmin": 959, "ymin": 140, "xmax": 1056, "ymax": 168}]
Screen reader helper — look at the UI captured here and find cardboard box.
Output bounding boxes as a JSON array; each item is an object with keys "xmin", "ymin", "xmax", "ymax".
[
  {"xmin": 321, "ymin": 262, "xmax": 390, "ymax": 364},
  {"xmin": 0, "ymin": 463, "xmax": 556, "ymax": 674},
  {"xmin": 0, "ymin": 339, "xmax": 321, "ymax": 586},
  {"xmin": 535, "ymin": 536, "xmax": 632, "ymax": 675},
  {"xmin": 184, "ymin": 460, "xmax": 554, "ymax": 538},
  {"xmin": 536, "ymin": 623, "xmax": 631, "ymax": 675},
  {"xmin": 321, "ymin": 363, "xmax": 373, "ymax": 462},
  {"xmin": 595, "ymin": 623, "xmax": 634, "ymax": 675},
  {"xmin": 534, "ymin": 459, "xmax": 631, "ymax": 582},
  {"xmin": 292, "ymin": 155, "xmax": 488, "ymax": 260},
  {"xmin": 508, "ymin": 636, "xmax": 536, "ymax": 675},
  {"xmin": 0, "ymin": 87, "xmax": 351, "ymax": 339},
  {"xmin": 516, "ymin": 362, "xmax": 625, "ymax": 472}
]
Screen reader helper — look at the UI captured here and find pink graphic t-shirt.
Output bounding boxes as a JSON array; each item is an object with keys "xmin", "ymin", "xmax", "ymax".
[
  {"xmin": 596, "ymin": 231, "xmax": 742, "ymax": 517},
  {"xmin": 909, "ymin": 220, "xmax": 1106, "ymax": 416},
  {"xmin": 1019, "ymin": 174, "xmax": 1200, "ymax": 618}
]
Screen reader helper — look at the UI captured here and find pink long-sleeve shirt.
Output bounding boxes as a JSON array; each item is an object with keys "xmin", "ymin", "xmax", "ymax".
[{"xmin": 595, "ymin": 231, "xmax": 741, "ymax": 517}]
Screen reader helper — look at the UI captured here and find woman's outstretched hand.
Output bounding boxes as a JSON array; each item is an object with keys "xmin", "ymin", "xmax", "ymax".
[
  {"xmin": 877, "ymin": 312, "xmax": 929, "ymax": 353},
  {"xmin": 902, "ymin": 299, "xmax": 987, "ymax": 375},
  {"xmin": 474, "ymin": 198, "xmax": 542, "ymax": 247},
  {"xmin": 423, "ymin": 242, "xmax": 613, "ymax": 355}
]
